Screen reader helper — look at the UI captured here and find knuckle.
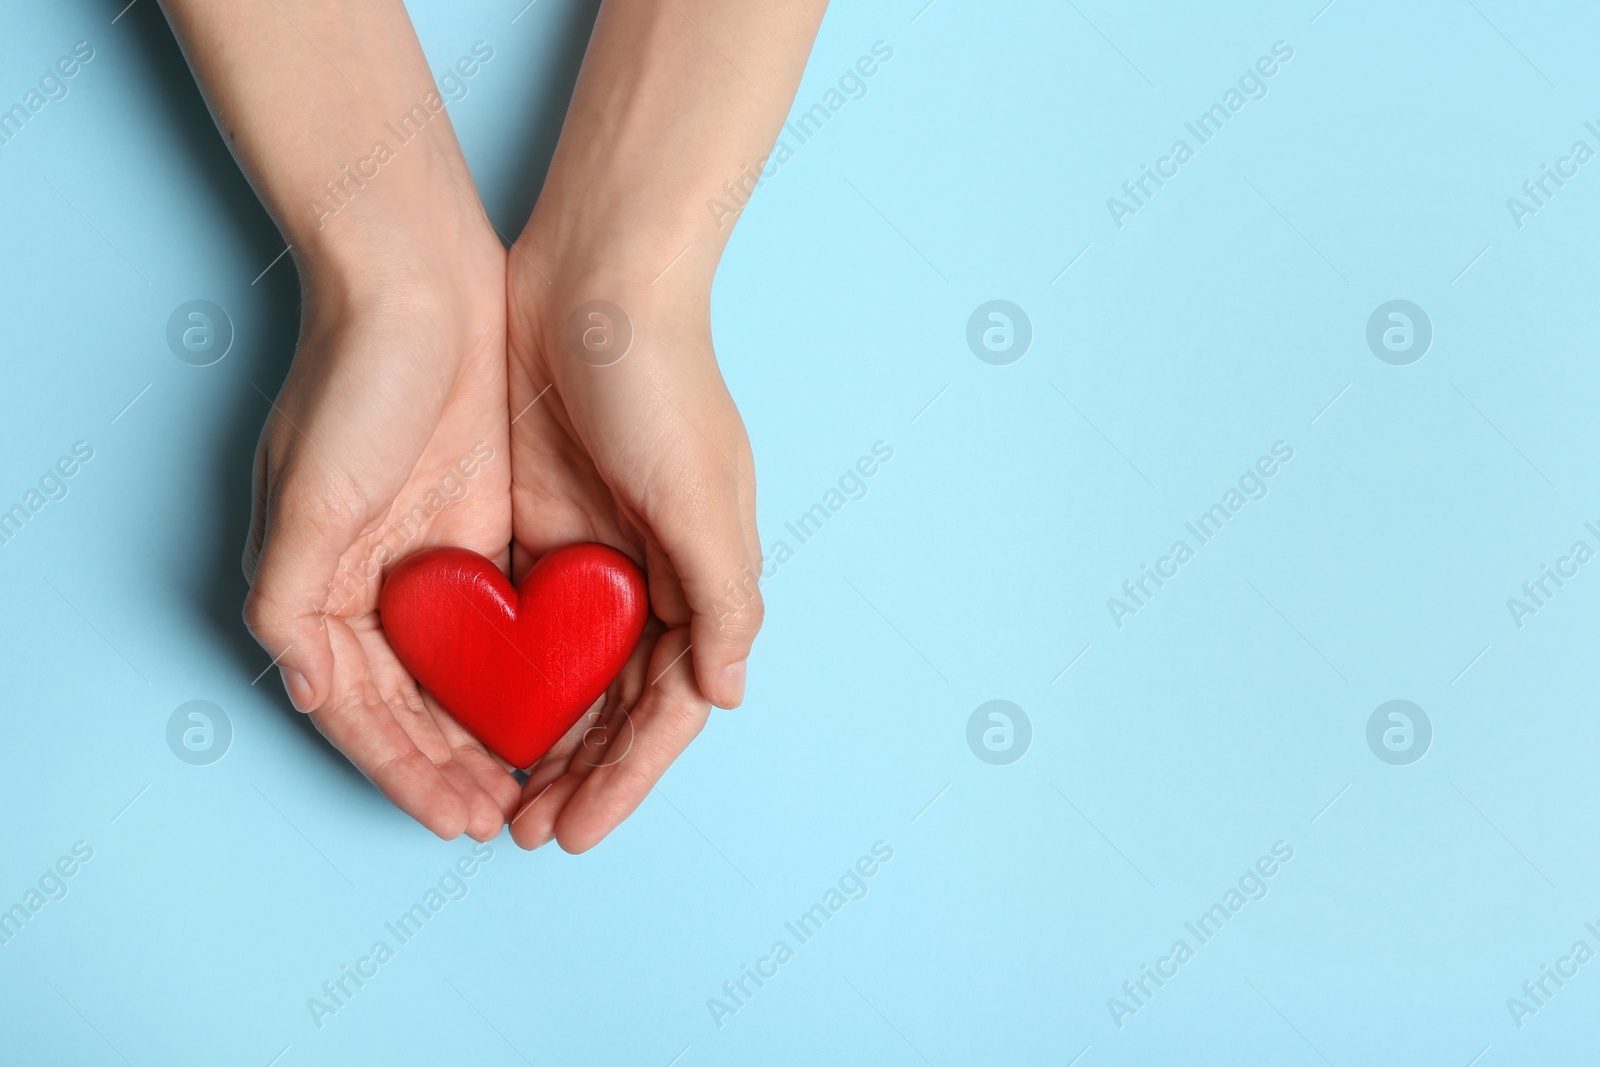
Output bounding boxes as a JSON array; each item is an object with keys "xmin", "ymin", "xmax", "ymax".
[
  {"xmin": 241, "ymin": 582, "xmax": 315, "ymax": 647},
  {"xmin": 609, "ymin": 762, "xmax": 667, "ymax": 813},
  {"xmin": 709, "ymin": 582, "xmax": 763, "ymax": 641},
  {"xmin": 240, "ymin": 587, "xmax": 276, "ymax": 641},
  {"xmin": 648, "ymin": 701, "xmax": 710, "ymax": 757}
]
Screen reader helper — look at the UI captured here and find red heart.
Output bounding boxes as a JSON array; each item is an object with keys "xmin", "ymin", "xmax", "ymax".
[{"xmin": 378, "ymin": 543, "xmax": 648, "ymax": 768}]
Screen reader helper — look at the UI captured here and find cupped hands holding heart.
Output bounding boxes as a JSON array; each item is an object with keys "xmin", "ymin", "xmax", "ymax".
[{"xmin": 160, "ymin": 0, "xmax": 828, "ymax": 848}]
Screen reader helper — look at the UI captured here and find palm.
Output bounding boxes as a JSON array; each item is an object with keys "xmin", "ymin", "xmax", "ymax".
[
  {"xmin": 501, "ymin": 259, "xmax": 721, "ymax": 853},
  {"xmin": 247, "ymin": 287, "xmax": 520, "ymax": 841},
  {"xmin": 318, "ymin": 379, "xmax": 518, "ymax": 841}
]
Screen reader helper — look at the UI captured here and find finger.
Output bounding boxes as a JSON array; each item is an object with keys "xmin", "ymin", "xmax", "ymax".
[
  {"xmin": 307, "ymin": 620, "xmax": 486, "ymax": 838},
  {"xmin": 731, "ymin": 419, "xmax": 764, "ymax": 602},
  {"xmin": 650, "ymin": 452, "xmax": 762, "ymax": 710},
  {"xmin": 505, "ymin": 691, "xmax": 618, "ymax": 850},
  {"xmin": 435, "ymin": 714, "xmax": 522, "ymax": 820},
  {"xmin": 553, "ymin": 626, "xmax": 709, "ymax": 853},
  {"xmin": 570, "ymin": 696, "xmax": 640, "ymax": 773},
  {"xmin": 242, "ymin": 450, "xmax": 364, "ymax": 713},
  {"xmin": 510, "ymin": 769, "xmax": 585, "ymax": 850},
  {"xmin": 433, "ymin": 755, "xmax": 507, "ymax": 842},
  {"xmin": 643, "ymin": 539, "xmax": 689, "ymax": 627},
  {"xmin": 313, "ymin": 706, "xmax": 469, "ymax": 839},
  {"xmin": 308, "ymin": 638, "xmax": 471, "ymax": 840},
  {"xmin": 371, "ymin": 666, "xmax": 512, "ymax": 842},
  {"xmin": 486, "ymin": 542, "xmax": 512, "ymax": 582}
]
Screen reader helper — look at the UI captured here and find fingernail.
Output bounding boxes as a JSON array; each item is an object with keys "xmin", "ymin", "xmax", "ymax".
[
  {"xmin": 718, "ymin": 659, "xmax": 747, "ymax": 708},
  {"xmin": 280, "ymin": 667, "xmax": 314, "ymax": 712},
  {"xmin": 515, "ymin": 828, "xmax": 552, "ymax": 851}
]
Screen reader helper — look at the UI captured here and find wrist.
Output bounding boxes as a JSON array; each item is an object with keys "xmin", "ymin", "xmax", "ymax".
[
  {"xmin": 297, "ymin": 166, "xmax": 495, "ymax": 275},
  {"xmin": 295, "ymin": 187, "xmax": 504, "ymax": 319},
  {"xmin": 508, "ymin": 0, "xmax": 824, "ymax": 292},
  {"xmin": 294, "ymin": 226, "xmax": 507, "ymax": 373},
  {"xmin": 509, "ymin": 249, "xmax": 716, "ymax": 395},
  {"xmin": 515, "ymin": 162, "xmax": 734, "ymax": 296}
]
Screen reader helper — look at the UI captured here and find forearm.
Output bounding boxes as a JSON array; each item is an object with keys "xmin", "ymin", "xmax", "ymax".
[
  {"xmin": 157, "ymin": 0, "xmax": 488, "ymax": 291},
  {"xmin": 523, "ymin": 0, "xmax": 830, "ymax": 287}
]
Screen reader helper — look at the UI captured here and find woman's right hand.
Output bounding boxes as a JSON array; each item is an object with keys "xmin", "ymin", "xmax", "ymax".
[
  {"xmin": 241, "ymin": 225, "xmax": 522, "ymax": 842},
  {"xmin": 152, "ymin": 0, "xmax": 528, "ymax": 840}
]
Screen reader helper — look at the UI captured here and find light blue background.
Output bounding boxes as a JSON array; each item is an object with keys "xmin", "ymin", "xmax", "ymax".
[{"xmin": 2, "ymin": 0, "xmax": 1597, "ymax": 1063}]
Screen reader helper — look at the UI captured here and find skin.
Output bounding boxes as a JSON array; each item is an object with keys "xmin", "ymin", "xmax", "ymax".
[{"xmin": 158, "ymin": 0, "xmax": 827, "ymax": 849}]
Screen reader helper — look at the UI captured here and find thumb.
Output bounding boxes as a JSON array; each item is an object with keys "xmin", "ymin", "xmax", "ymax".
[
  {"xmin": 242, "ymin": 466, "xmax": 361, "ymax": 712},
  {"xmin": 650, "ymin": 466, "xmax": 763, "ymax": 710}
]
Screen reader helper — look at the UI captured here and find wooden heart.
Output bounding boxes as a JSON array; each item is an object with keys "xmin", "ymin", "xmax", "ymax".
[{"xmin": 379, "ymin": 544, "xmax": 647, "ymax": 767}]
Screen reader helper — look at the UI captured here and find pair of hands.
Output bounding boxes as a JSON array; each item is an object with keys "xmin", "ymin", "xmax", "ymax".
[
  {"xmin": 240, "ymin": 158, "xmax": 763, "ymax": 851},
  {"xmin": 160, "ymin": 0, "xmax": 826, "ymax": 848}
]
